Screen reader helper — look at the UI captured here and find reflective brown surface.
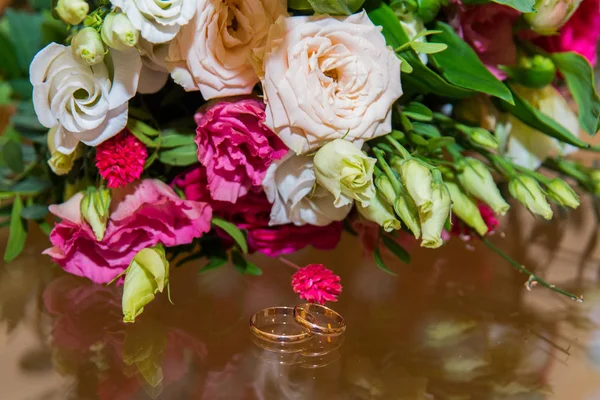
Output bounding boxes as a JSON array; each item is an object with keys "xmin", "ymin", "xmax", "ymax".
[{"xmin": 1, "ymin": 198, "xmax": 600, "ymax": 400}]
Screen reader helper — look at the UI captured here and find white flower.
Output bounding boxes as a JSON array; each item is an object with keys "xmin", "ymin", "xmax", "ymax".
[
  {"xmin": 263, "ymin": 153, "xmax": 352, "ymax": 226},
  {"xmin": 101, "ymin": 12, "xmax": 139, "ymax": 51},
  {"xmin": 30, "ymin": 43, "xmax": 141, "ymax": 154},
  {"xmin": 259, "ymin": 12, "xmax": 403, "ymax": 155},
  {"xmin": 137, "ymin": 38, "xmax": 170, "ymax": 94},
  {"xmin": 167, "ymin": 0, "xmax": 286, "ymax": 100},
  {"xmin": 110, "ymin": 0, "xmax": 196, "ymax": 44}
]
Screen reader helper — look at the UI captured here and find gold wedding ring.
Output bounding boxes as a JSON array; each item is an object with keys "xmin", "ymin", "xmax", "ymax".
[
  {"xmin": 293, "ymin": 303, "xmax": 346, "ymax": 336},
  {"xmin": 250, "ymin": 306, "xmax": 313, "ymax": 343}
]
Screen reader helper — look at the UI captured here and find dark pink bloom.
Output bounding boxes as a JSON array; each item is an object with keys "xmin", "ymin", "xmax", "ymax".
[
  {"xmin": 450, "ymin": 3, "xmax": 520, "ymax": 79},
  {"xmin": 535, "ymin": 0, "xmax": 600, "ymax": 66},
  {"xmin": 44, "ymin": 179, "xmax": 212, "ymax": 284},
  {"xmin": 95, "ymin": 129, "xmax": 148, "ymax": 189},
  {"xmin": 292, "ymin": 264, "xmax": 342, "ymax": 304},
  {"xmin": 195, "ymin": 98, "xmax": 288, "ymax": 203},
  {"xmin": 451, "ymin": 203, "xmax": 499, "ymax": 238}
]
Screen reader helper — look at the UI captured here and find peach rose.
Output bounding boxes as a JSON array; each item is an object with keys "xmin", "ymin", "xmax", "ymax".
[
  {"xmin": 167, "ymin": 0, "xmax": 286, "ymax": 100},
  {"xmin": 258, "ymin": 12, "xmax": 403, "ymax": 155}
]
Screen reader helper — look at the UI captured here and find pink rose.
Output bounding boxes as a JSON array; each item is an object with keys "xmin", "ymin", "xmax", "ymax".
[
  {"xmin": 450, "ymin": 3, "xmax": 520, "ymax": 79},
  {"xmin": 535, "ymin": 0, "xmax": 600, "ymax": 66},
  {"xmin": 195, "ymin": 98, "xmax": 288, "ymax": 203},
  {"xmin": 44, "ymin": 179, "xmax": 212, "ymax": 284}
]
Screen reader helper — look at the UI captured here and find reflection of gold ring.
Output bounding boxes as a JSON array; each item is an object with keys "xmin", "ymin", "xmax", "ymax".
[
  {"xmin": 250, "ymin": 306, "xmax": 312, "ymax": 343},
  {"xmin": 293, "ymin": 303, "xmax": 346, "ymax": 336}
]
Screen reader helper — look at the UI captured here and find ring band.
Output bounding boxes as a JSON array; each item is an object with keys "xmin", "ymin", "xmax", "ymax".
[
  {"xmin": 250, "ymin": 306, "xmax": 313, "ymax": 343},
  {"xmin": 293, "ymin": 303, "xmax": 346, "ymax": 336}
]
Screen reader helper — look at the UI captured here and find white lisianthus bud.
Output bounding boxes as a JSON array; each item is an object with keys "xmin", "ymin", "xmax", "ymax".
[
  {"xmin": 457, "ymin": 158, "xmax": 510, "ymax": 215},
  {"xmin": 398, "ymin": 159, "xmax": 433, "ymax": 216},
  {"xmin": 420, "ymin": 174, "xmax": 451, "ymax": 249},
  {"xmin": 375, "ymin": 175, "xmax": 396, "ymax": 205},
  {"xmin": 314, "ymin": 139, "xmax": 377, "ymax": 208},
  {"xmin": 71, "ymin": 27, "xmax": 105, "ymax": 66},
  {"xmin": 101, "ymin": 13, "xmax": 139, "ymax": 51},
  {"xmin": 445, "ymin": 181, "xmax": 488, "ymax": 236},
  {"xmin": 357, "ymin": 193, "xmax": 401, "ymax": 233},
  {"xmin": 509, "ymin": 176, "xmax": 553, "ymax": 220},
  {"xmin": 46, "ymin": 127, "xmax": 83, "ymax": 175},
  {"xmin": 80, "ymin": 187, "xmax": 111, "ymax": 241},
  {"xmin": 122, "ymin": 245, "xmax": 169, "ymax": 323},
  {"xmin": 545, "ymin": 178, "xmax": 580, "ymax": 209},
  {"xmin": 394, "ymin": 190, "xmax": 421, "ymax": 239},
  {"xmin": 469, "ymin": 127, "xmax": 499, "ymax": 150},
  {"xmin": 55, "ymin": 0, "xmax": 89, "ymax": 26},
  {"xmin": 525, "ymin": 0, "xmax": 582, "ymax": 34}
]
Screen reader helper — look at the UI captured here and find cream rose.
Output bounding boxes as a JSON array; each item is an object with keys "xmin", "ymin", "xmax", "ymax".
[
  {"xmin": 167, "ymin": 0, "xmax": 286, "ymax": 100},
  {"xmin": 137, "ymin": 38, "xmax": 170, "ymax": 94},
  {"xmin": 30, "ymin": 43, "xmax": 141, "ymax": 154},
  {"xmin": 110, "ymin": 0, "xmax": 196, "ymax": 44},
  {"xmin": 259, "ymin": 12, "xmax": 403, "ymax": 155},
  {"xmin": 263, "ymin": 153, "xmax": 352, "ymax": 226}
]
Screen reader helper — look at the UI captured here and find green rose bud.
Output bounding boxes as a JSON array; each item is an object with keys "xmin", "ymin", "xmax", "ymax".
[
  {"xmin": 457, "ymin": 158, "xmax": 510, "ymax": 215},
  {"xmin": 55, "ymin": 0, "xmax": 89, "ymax": 26},
  {"xmin": 509, "ymin": 176, "xmax": 553, "ymax": 220},
  {"xmin": 314, "ymin": 139, "xmax": 377, "ymax": 208},
  {"xmin": 71, "ymin": 27, "xmax": 105, "ymax": 66},
  {"xmin": 375, "ymin": 175, "xmax": 396, "ymax": 205},
  {"xmin": 446, "ymin": 181, "xmax": 488, "ymax": 236},
  {"xmin": 80, "ymin": 187, "xmax": 111, "ymax": 241},
  {"xmin": 525, "ymin": 0, "xmax": 582, "ymax": 34},
  {"xmin": 357, "ymin": 193, "xmax": 401, "ymax": 233},
  {"xmin": 101, "ymin": 12, "xmax": 139, "ymax": 51},
  {"xmin": 420, "ymin": 179, "xmax": 451, "ymax": 249},
  {"xmin": 122, "ymin": 245, "xmax": 169, "ymax": 323},
  {"xmin": 397, "ymin": 159, "xmax": 433, "ymax": 216},
  {"xmin": 468, "ymin": 127, "xmax": 499, "ymax": 150},
  {"xmin": 394, "ymin": 190, "xmax": 421, "ymax": 239},
  {"xmin": 545, "ymin": 178, "xmax": 580, "ymax": 209}
]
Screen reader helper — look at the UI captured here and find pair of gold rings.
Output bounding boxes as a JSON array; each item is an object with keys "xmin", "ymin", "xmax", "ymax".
[{"xmin": 249, "ymin": 303, "xmax": 346, "ymax": 343}]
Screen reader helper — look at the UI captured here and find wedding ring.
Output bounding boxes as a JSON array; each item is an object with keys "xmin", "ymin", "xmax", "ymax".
[
  {"xmin": 293, "ymin": 303, "xmax": 346, "ymax": 336},
  {"xmin": 250, "ymin": 306, "xmax": 313, "ymax": 343}
]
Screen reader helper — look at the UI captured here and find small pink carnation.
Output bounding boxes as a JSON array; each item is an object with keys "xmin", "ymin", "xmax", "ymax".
[
  {"xmin": 292, "ymin": 264, "xmax": 342, "ymax": 304},
  {"xmin": 195, "ymin": 98, "xmax": 288, "ymax": 203},
  {"xmin": 44, "ymin": 180, "xmax": 212, "ymax": 284},
  {"xmin": 95, "ymin": 129, "xmax": 148, "ymax": 189}
]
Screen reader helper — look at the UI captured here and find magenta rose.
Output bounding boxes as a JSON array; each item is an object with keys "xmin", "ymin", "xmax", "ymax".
[
  {"xmin": 44, "ymin": 179, "xmax": 212, "ymax": 284},
  {"xmin": 534, "ymin": 0, "xmax": 600, "ymax": 66},
  {"xmin": 195, "ymin": 98, "xmax": 288, "ymax": 203},
  {"xmin": 450, "ymin": 3, "xmax": 520, "ymax": 79}
]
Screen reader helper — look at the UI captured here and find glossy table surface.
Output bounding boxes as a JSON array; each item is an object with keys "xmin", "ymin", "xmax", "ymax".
[{"xmin": 1, "ymin": 197, "xmax": 600, "ymax": 400}]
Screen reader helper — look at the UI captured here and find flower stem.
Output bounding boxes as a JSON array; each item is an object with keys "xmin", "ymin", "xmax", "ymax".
[
  {"xmin": 278, "ymin": 257, "xmax": 301, "ymax": 270},
  {"xmin": 385, "ymin": 136, "xmax": 412, "ymax": 159}
]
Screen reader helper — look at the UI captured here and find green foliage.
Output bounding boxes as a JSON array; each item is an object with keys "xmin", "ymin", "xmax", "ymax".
[
  {"xmin": 373, "ymin": 246, "xmax": 398, "ymax": 275},
  {"xmin": 4, "ymin": 196, "xmax": 27, "ymax": 262},
  {"xmin": 157, "ymin": 144, "xmax": 197, "ymax": 166},
  {"xmin": 290, "ymin": 0, "xmax": 365, "ymax": 14},
  {"xmin": 232, "ymin": 250, "xmax": 262, "ymax": 276},
  {"xmin": 382, "ymin": 236, "xmax": 411, "ymax": 263},
  {"xmin": 212, "ymin": 217, "xmax": 248, "ymax": 254},
  {"xmin": 461, "ymin": 0, "xmax": 535, "ymax": 12}
]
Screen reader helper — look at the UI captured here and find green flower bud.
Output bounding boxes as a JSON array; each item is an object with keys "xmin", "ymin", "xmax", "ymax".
[
  {"xmin": 55, "ymin": 0, "xmax": 89, "ymax": 26},
  {"xmin": 357, "ymin": 193, "xmax": 401, "ymax": 232},
  {"xmin": 101, "ymin": 13, "xmax": 139, "ymax": 51},
  {"xmin": 122, "ymin": 245, "xmax": 169, "ymax": 323},
  {"xmin": 525, "ymin": 0, "xmax": 582, "ymax": 34},
  {"xmin": 394, "ymin": 190, "xmax": 421, "ymax": 239},
  {"xmin": 398, "ymin": 159, "xmax": 433, "ymax": 216},
  {"xmin": 375, "ymin": 175, "xmax": 396, "ymax": 205},
  {"xmin": 314, "ymin": 139, "xmax": 377, "ymax": 208},
  {"xmin": 446, "ymin": 181, "xmax": 488, "ymax": 236},
  {"xmin": 71, "ymin": 27, "xmax": 105, "ymax": 66},
  {"xmin": 509, "ymin": 176, "xmax": 553, "ymax": 220},
  {"xmin": 416, "ymin": 0, "xmax": 441, "ymax": 23},
  {"xmin": 457, "ymin": 158, "xmax": 510, "ymax": 215},
  {"xmin": 80, "ymin": 187, "xmax": 111, "ymax": 241},
  {"xmin": 468, "ymin": 128, "xmax": 499, "ymax": 150},
  {"xmin": 420, "ymin": 180, "xmax": 451, "ymax": 249},
  {"xmin": 545, "ymin": 178, "xmax": 580, "ymax": 209},
  {"xmin": 502, "ymin": 55, "xmax": 556, "ymax": 89}
]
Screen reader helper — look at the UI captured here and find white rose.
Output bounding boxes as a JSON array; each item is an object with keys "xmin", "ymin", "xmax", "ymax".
[
  {"xmin": 137, "ymin": 38, "xmax": 170, "ymax": 94},
  {"xmin": 263, "ymin": 153, "xmax": 352, "ymax": 226},
  {"xmin": 30, "ymin": 43, "xmax": 141, "ymax": 154},
  {"xmin": 110, "ymin": 0, "xmax": 196, "ymax": 44},
  {"xmin": 259, "ymin": 12, "xmax": 403, "ymax": 155},
  {"xmin": 167, "ymin": 0, "xmax": 287, "ymax": 100}
]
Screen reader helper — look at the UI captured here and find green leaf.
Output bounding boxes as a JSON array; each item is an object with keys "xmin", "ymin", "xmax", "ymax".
[
  {"xmin": 461, "ymin": 0, "xmax": 535, "ymax": 11},
  {"xmin": 498, "ymin": 85, "xmax": 590, "ymax": 149},
  {"xmin": 368, "ymin": 4, "xmax": 472, "ymax": 99},
  {"xmin": 306, "ymin": 0, "xmax": 364, "ymax": 15},
  {"xmin": 551, "ymin": 52, "xmax": 600, "ymax": 136},
  {"xmin": 212, "ymin": 217, "xmax": 248, "ymax": 254},
  {"xmin": 157, "ymin": 144, "xmax": 197, "ymax": 166},
  {"xmin": 231, "ymin": 250, "xmax": 262, "ymax": 276},
  {"xmin": 20, "ymin": 204, "xmax": 48, "ymax": 220},
  {"xmin": 159, "ymin": 132, "xmax": 196, "ymax": 149},
  {"xmin": 198, "ymin": 257, "xmax": 228, "ymax": 273},
  {"xmin": 38, "ymin": 221, "xmax": 52, "ymax": 236},
  {"xmin": 409, "ymin": 132, "xmax": 429, "ymax": 146},
  {"xmin": 8, "ymin": 79, "xmax": 33, "ymax": 99},
  {"xmin": 288, "ymin": 0, "xmax": 313, "ymax": 9},
  {"xmin": 0, "ymin": 31, "xmax": 21, "ymax": 79},
  {"xmin": 382, "ymin": 236, "xmax": 411, "ymax": 263},
  {"xmin": 373, "ymin": 246, "xmax": 397, "ymax": 276},
  {"xmin": 129, "ymin": 127, "xmax": 158, "ymax": 148},
  {"xmin": 4, "ymin": 10, "xmax": 43, "ymax": 72},
  {"xmin": 427, "ymin": 137, "xmax": 456, "ymax": 152},
  {"xmin": 403, "ymin": 102, "xmax": 433, "ymax": 121},
  {"xmin": 412, "ymin": 122, "xmax": 442, "ymax": 138},
  {"xmin": 0, "ymin": 83, "xmax": 12, "ymax": 105},
  {"xmin": 429, "ymin": 22, "xmax": 514, "ymax": 104},
  {"xmin": 410, "ymin": 41, "xmax": 448, "ymax": 55},
  {"xmin": 2, "ymin": 177, "xmax": 51, "ymax": 196},
  {"xmin": 2, "ymin": 141, "xmax": 24, "ymax": 174},
  {"xmin": 4, "ymin": 195, "xmax": 27, "ymax": 262}
]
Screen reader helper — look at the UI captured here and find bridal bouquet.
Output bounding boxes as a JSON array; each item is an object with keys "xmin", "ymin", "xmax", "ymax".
[{"xmin": 1, "ymin": 0, "xmax": 599, "ymax": 321}]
